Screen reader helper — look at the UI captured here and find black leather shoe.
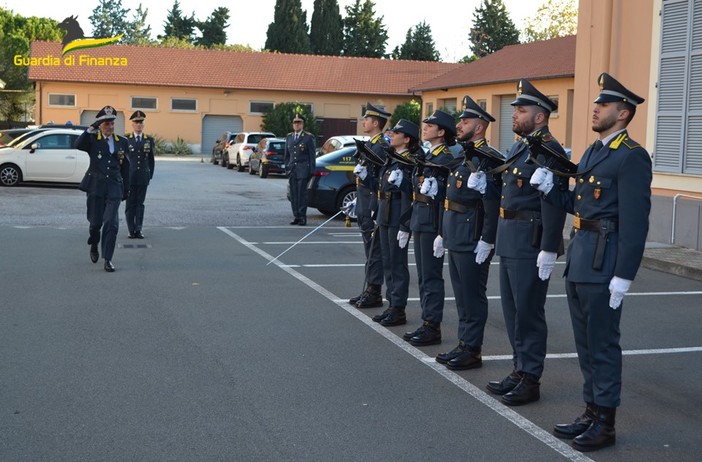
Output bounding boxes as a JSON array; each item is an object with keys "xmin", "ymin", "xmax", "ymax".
[
  {"xmin": 447, "ymin": 348, "xmax": 482, "ymax": 370},
  {"xmin": 572, "ymin": 407, "xmax": 616, "ymax": 452},
  {"xmin": 356, "ymin": 288, "xmax": 383, "ymax": 308},
  {"xmin": 486, "ymin": 370, "xmax": 522, "ymax": 395},
  {"xmin": 128, "ymin": 233, "xmax": 137, "ymax": 239},
  {"xmin": 403, "ymin": 325, "xmax": 425, "ymax": 341},
  {"xmin": 554, "ymin": 404, "xmax": 597, "ymax": 439},
  {"xmin": 372, "ymin": 308, "xmax": 392, "ymax": 323},
  {"xmin": 409, "ymin": 321, "xmax": 441, "ymax": 346},
  {"xmin": 436, "ymin": 342, "xmax": 467, "ymax": 364},
  {"xmin": 135, "ymin": 231, "xmax": 145, "ymax": 239},
  {"xmin": 349, "ymin": 291, "xmax": 364, "ymax": 305},
  {"xmin": 104, "ymin": 260, "xmax": 115, "ymax": 272},
  {"xmin": 501, "ymin": 373, "xmax": 540, "ymax": 406},
  {"xmin": 90, "ymin": 244, "xmax": 99, "ymax": 263},
  {"xmin": 289, "ymin": 218, "xmax": 300, "ymax": 225},
  {"xmin": 379, "ymin": 308, "xmax": 406, "ymax": 326}
]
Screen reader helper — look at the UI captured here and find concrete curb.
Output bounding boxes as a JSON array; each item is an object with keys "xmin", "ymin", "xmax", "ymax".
[{"xmin": 641, "ymin": 247, "xmax": 702, "ymax": 282}]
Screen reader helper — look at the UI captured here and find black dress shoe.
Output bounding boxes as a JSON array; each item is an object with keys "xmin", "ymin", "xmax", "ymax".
[
  {"xmin": 554, "ymin": 404, "xmax": 597, "ymax": 439},
  {"xmin": 290, "ymin": 218, "xmax": 300, "ymax": 225},
  {"xmin": 356, "ymin": 290, "xmax": 383, "ymax": 309},
  {"xmin": 409, "ymin": 321, "xmax": 441, "ymax": 346},
  {"xmin": 379, "ymin": 308, "xmax": 406, "ymax": 326},
  {"xmin": 501, "ymin": 373, "xmax": 540, "ymax": 406},
  {"xmin": 486, "ymin": 370, "xmax": 522, "ymax": 395},
  {"xmin": 128, "ymin": 233, "xmax": 137, "ymax": 239},
  {"xmin": 447, "ymin": 348, "xmax": 482, "ymax": 370},
  {"xmin": 90, "ymin": 244, "xmax": 99, "ymax": 263},
  {"xmin": 436, "ymin": 342, "xmax": 467, "ymax": 364},
  {"xmin": 135, "ymin": 231, "xmax": 145, "ymax": 239},
  {"xmin": 572, "ymin": 407, "xmax": 616, "ymax": 452},
  {"xmin": 104, "ymin": 260, "xmax": 115, "ymax": 272},
  {"xmin": 372, "ymin": 308, "xmax": 392, "ymax": 323}
]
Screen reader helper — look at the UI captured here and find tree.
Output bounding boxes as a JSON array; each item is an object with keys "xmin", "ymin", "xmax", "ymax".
[
  {"xmin": 261, "ymin": 102, "xmax": 318, "ymax": 138},
  {"xmin": 389, "ymin": 100, "xmax": 421, "ymax": 127},
  {"xmin": 309, "ymin": 0, "xmax": 343, "ymax": 56},
  {"xmin": 391, "ymin": 21, "xmax": 439, "ymax": 61},
  {"xmin": 469, "ymin": 0, "xmax": 520, "ymax": 58},
  {"xmin": 264, "ymin": 0, "xmax": 311, "ymax": 54},
  {"xmin": 160, "ymin": 0, "xmax": 196, "ymax": 43},
  {"xmin": 89, "ymin": 0, "xmax": 130, "ymax": 38},
  {"xmin": 195, "ymin": 7, "xmax": 230, "ymax": 48},
  {"xmin": 522, "ymin": 0, "xmax": 577, "ymax": 42},
  {"xmin": 123, "ymin": 4, "xmax": 152, "ymax": 45},
  {"xmin": 342, "ymin": 0, "xmax": 388, "ymax": 58}
]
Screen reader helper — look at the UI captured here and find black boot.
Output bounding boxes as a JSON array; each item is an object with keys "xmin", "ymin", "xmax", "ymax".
[
  {"xmin": 402, "ymin": 324, "xmax": 425, "ymax": 341},
  {"xmin": 572, "ymin": 407, "xmax": 616, "ymax": 452},
  {"xmin": 372, "ymin": 308, "xmax": 393, "ymax": 323},
  {"xmin": 90, "ymin": 243, "xmax": 99, "ymax": 263},
  {"xmin": 436, "ymin": 341, "xmax": 467, "ymax": 364},
  {"xmin": 501, "ymin": 373, "xmax": 540, "ymax": 406},
  {"xmin": 356, "ymin": 284, "xmax": 383, "ymax": 308},
  {"xmin": 408, "ymin": 321, "xmax": 441, "ymax": 346},
  {"xmin": 486, "ymin": 370, "xmax": 522, "ymax": 395},
  {"xmin": 349, "ymin": 284, "xmax": 378, "ymax": 305},
  {"xmin": 446, "ymin": 346, "xmax": 482, "ymax": 370},
  {"xmin": 379, "ymin": 307, "xmax": 406, "ymax": 326},
  {"xmin": 554, "ymin": 403, "xmax": 597, "ymax": 439}
]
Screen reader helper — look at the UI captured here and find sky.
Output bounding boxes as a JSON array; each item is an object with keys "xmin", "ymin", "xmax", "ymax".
[{"xmin": 1, "ymin": 0, "xmax": 550, "ymax": 62}]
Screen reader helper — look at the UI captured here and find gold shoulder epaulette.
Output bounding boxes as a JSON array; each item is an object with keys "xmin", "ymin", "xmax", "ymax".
[
  {"xmin": 97, "ymin": 131, "xmax": 102, "ymax": 141},
  {"xmin": 474, "ymin": 139, "xmax": 485, "ymax": 148},
  {"xmin": 432, "ymin": 145, "xmax": 446, "ymax": 156},
  {"xmin": 609, "ymin": 133, "xmax": 628, "ymax": 150},
  {"xmin": 371, "ymin": 133, "xmax": 382, "ymax": 143},
  {"xmin": 114, "ymin": 134, "xmax": 120, "ymax": 141}
]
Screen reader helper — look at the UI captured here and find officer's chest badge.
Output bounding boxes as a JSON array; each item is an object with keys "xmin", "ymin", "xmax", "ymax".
[
  {"xmin": 513, "ymin": 167, "xmax": 518, "ymax": 175},
  {"xmin": 517, "ymin": 178, "xmax": 523, "ymax": 188},
  {"xmin": 594, "ymin": 188, "xmax": 601, "ymax": 200},
  {"xmin": 456, "ymin": 179, "xmax": 462, "ymax": 189},
  {"xmin": 589, "ymin": 176, "xmax": 595, "ymax": 183}
]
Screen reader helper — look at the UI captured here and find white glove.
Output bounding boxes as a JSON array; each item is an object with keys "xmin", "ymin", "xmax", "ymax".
[
  {"xmin": 87, "ymin": 126, "xmax": 98, "ymax": 134},
  {"xmin": 420, "ymin": 177, "xmax": 438, "ymax": 199},
  {"xmin": 536, "ymin": 250, "xmax": 557, "ymax": 281},
  {"xmin": 530, "ymin": 167, "xmax": 554, "ymax": 194},
  {"xmin": 388, "ymin": 169, "xmax": 403, "ymax": 187},
  {"xmin": 473, "ymin": 239, "xmax": 494, "ymax": 264},
  {"xmin": 433, "ymin": 235, "xmax": 445, "ymax": 258},
  {"xmin": 467, "ymin": 171, "xmax": 487, "ymax": 194},
  {"xmin": 344, "ymin": 198, "xmax": 357, "ymax": 216},
  {"xmin": 397, "ymin": 230, "xmax": 410, "ymax": 249},
  {"xmin": 353, "ymin": 164, "xmax": 367, "ymax": 180},
  {"xmin": 609, "ymin": 276, "xmax": 632, "ymax": 309}
]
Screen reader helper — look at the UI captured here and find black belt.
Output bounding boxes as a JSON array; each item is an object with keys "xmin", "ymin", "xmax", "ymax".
[
  {"xmin": 378, "ymin": 191, "xmax": 401, "ymax": 201},
  {"xmin": 573, "ymin": 216, "xmax": 618, "ymax": 271},
  {"xmin": 413, "ymin": 192, "xmax": 433, "ymax": 204},
  {"xmin": 444, "ymin": 199, "xmax": 480, "ymax": 213},
  {"xmin": 499, "ymin": 207, "xmax": 540, "ymax": 221}
]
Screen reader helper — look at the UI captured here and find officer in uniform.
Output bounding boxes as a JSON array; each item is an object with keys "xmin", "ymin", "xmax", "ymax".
[
  {"xmin": 348, "ymin": 103, "xmax": 391, "ymax": 309},
  {"xmin": 284, "ymin": 113, "xmax": 316, "ymax": 226},
  {"xmin": 436, "ymin": 97, "xmax": 503, "ymax": 370},
  {"xmin": 389, "ymin": 110, "xmax": 455, "ymax": 337},
  {"xmin": 124, "ymin": 110, "xmax": 155, "ymax": 239},
  {"xmin": 75, "ymin": 105, "xmax": 130, "ymax": 272},
  {"xmin": 373, "ymin": 119, "xmax": 419, "ymax": 326},
  {"xmin": 469, "ymin": 79, "xmax": 567, "ymax": 405},
  {"xmin": 530, "ymin": 73, "xmax": 650, "ymax": 452}
]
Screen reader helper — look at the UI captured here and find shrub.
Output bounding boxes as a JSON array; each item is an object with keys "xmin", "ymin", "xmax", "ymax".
[{"xmin": 170, "ymin": 137, "xmax": 193, "ymax": 155}]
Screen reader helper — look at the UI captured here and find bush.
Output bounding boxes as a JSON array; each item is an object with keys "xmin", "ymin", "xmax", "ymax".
[
  {"xmin": 170, "ymin": 137, "xmax": 193, "ymax": 155},
  {"xmin": 389, "ymin": 100, "xmax": 421, "ymax": 127},
  {"xmin": 151, "ymin": 135, "xmax": 169, "ymax": 155},
  {"xmin": 261, "ymin": 102, "xmax": 319, "ymax": 138}
]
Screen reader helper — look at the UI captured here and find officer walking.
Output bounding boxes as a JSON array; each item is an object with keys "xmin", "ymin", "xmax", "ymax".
[
  {"xmin": 469, "ymin": 80, "xmax": 567, "ymax": 405},
  {"xmin": 348, "ymin": 103, "xmax": 391, "ymax": 309},
  {"xmin": 284, "ymin": 113, "xmax": 316, "ymax": 226},
  {"xmin": 530, "ymin": 73, "xmax": 651, "ymax": 452},
  {"xmin": 75, "ymin": 105, "xmax": 130, "ymax": 272},
  {"xmin": 436, "ymin": 97, "xmax": 503, "ymax": 370},
  {"xmin": 124, "ymin": 110, "xmax": 155, "ymax": 239}
]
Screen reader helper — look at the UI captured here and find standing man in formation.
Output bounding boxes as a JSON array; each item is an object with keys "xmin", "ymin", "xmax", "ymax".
[
  {"xmin": 124, "ymin": 110, "xmax": 155, "ymax": 239},
  {"xmin": 348, "ymin": 103, "xmax": 391, "ymax": 309},
  {"xmin": 285, "ymin": 113, "xmax": 316, "ymax": 226},
  {"xmin": 530, "ymin": 73, "xmax": 651, "ymax": 452},
  {"xmin": 435, "ymin": 97, "xmax": 503, "ymax": 370},
  {"xmin": 75, "ymin": 105, "xmax": 130, "ymax": 273},
  {"xmin": 471, "ymin": 80, "xmax": 567, "ymax": 406}
]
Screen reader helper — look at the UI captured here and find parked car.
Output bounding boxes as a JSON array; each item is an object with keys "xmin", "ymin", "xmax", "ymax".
[
  {"xmin": 227, "ymin": 132, "xmax": 276, "ymax": 171},
  {"xmin": 0, "ymin": 128, "xmax": 33, "ymax": 147},
  {"xmin": 316, "ymin": 135, "xmax": 369, "ymax": 157},
  {"xmin": 0, "ymin": 128, "xmax": 87, "ymax": 186},
  {"xmin": 249, "ymin": 137, "xmax": 287, "ymax": 178},
  {"xmin": 306, "ymin": 146, "xmax": 358, "ymax": 220},
  {"xmin": 211, "ymin": 131, "xmax": 238, "ymax": 166}
]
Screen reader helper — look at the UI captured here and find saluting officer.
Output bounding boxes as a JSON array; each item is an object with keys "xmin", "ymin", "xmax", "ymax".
[
  {"xmin": 373, "ymin": 119, "xmax": 419, "ymax": 325},
  {"xmin": 469, "ymin": 80, "xmax": 567, "ymax": 405},
  {"xmin": 284, "ymin": 113, "xmax": 316, "ymax": 226},
  {"xmin": 348, "ymin": 103, "xmax": 391, "ymax": 309},
  {"xmin": 530, "ymin": 73, "xmax": 651, "ymax": 452},
  {"xmin": 124, "ymin": 110, "xmax": 155, "ymax": 239},
  {"xmin": 436, "ymin": 97, "xmax": 503, "ymax": 370},
  {"xmin": 75, "ymin": 105, "xmax": 130, "ymax": 272}
]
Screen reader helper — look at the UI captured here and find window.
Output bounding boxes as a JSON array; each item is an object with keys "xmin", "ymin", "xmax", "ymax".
[
  {"xmin": 250, "ymin": 101, "xmax": 274, "ymax": 114},
  {"xmin": 425, "ymin": 102, "xmax": 434, "ymax": 116},
  {"xmin": 131, "ymin": 97, "xmax": 157, "ymax": 110},
  {"xmin": 32, "ymin": 134, "xmax": 75, "ymax": 149},
  {"xmin": 48, "ymin": 94, "xmax": 75, "ymax": 107},
  {"xmin": 171, "ymin": 98, "xmax": 196, "ymax": 111},
  {"xmin": 548, "ymin": 96, "xmax": 559, "ymax": 117}
]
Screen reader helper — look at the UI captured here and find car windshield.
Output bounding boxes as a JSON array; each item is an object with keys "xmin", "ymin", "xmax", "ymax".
[
  {"xmin": 268, "ymin": 141, "xmax": 285, "ymax": 153},
  {"xmin": 248, "ymin": 134, "xmax": 274, "ymax": 144}
]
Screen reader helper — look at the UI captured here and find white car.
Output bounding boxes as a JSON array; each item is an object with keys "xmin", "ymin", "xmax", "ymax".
[
  {"xmin": 0, "ymin": 128, "xmax": 87, "ymax": 186},
  {"xmin": 317, "ymin": 135, "xmax": 370, "ymax": 157},
  {"xmin": 227, "ymin": 132, "xmax": 276, "ymax": 172}
]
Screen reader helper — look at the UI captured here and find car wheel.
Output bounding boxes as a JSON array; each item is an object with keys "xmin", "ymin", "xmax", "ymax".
[
  {"xmin": 225, "ymin": 153, "xmax": 234, "ymax": 169},
  {"xmin": 237, "ymin": 154, "xmax": 245, "ymax": 172},
  {"xmin": 248, "ymin": 162, "xmax": 256, "ymax": 175},
  {"xmin": 211, "ymin": 151, "xmax": 218, "ymax": 165},
  {"xmin": 259, "ymin": 165, "xmax": 268, "ymax": 178},
  {"xmin": 0, "ymin": 163, "xmax": 22, "ymax": 186},
  {"xmin": 337, "ymin": 187, "xmax": 357, "ymax": 221}
]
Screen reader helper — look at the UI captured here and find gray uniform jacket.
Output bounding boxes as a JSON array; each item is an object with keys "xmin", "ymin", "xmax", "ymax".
[
  {"xmin": 125, "ymin": 133, "xmax": 155, "ymax": 186},
  {"xmin": 284, "ymin": 131, "xmax": 316, "ymax": 179},
  {"xmin": 410, "ymin": 144, "xmax": 454, "ymax": 233},
  {"xmin": 75, "ymin": 130, "xmax": 130, "ymax": 199}
]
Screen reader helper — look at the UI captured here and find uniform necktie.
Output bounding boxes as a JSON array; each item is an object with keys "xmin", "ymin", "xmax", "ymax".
[
  {"xmin": 136, "ymin": 135, "xmax": 141, "ymax": 144},
  {"xmin": 593, "ymin": 140, "xmax": 603, "ymax": 152}
]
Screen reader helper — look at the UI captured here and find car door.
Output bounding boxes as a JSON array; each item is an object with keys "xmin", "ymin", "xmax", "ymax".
[{"xmin": 23, "ymin": 133, "xmax": 80, "ymax": 181}]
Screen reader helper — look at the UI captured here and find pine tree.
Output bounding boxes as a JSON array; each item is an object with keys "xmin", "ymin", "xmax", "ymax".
[
  {"xmin": 89, "ymin": 0, "xmax": 130, "ymax": 38},
  {"xmin": 160, "ymin": 0, "xmax": 196, "ymax": 43},
  {"xmin": 392, "ymin": 21, "xmax": 440, "ymax": 61},
  {"xmin": 309, "ymin": 0, "xmax": 343, "ymax": 56},
  {"xmin": 123, "ymin": 4, "xmax": 152, "ymax": 45},
  {"xmin": 342, "ymin": 0, "xmax": 388, "ymax": 58},
  {"xmin": 265, "ymin": 0, "xmax": 311, "ymax": 54},
  {"xmin": 522, "ymin": 0, "xmax": 577, "ymax": 42},
  {"xmin": 469, "ymin": 0, "xmax": 520, "ymax": 58},
  {"xmin": 195, "ymin": 7, "xmax": 230, "ymax": 48}
]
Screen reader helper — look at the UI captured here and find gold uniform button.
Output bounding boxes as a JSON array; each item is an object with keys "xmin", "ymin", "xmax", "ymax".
[
  {"xmin": 577, "ymin": 194, "xmax": 582, "ymax": 200},
  {"xmin": 579, "ymin": 178, "xmax": 584, "ymax": 184}
]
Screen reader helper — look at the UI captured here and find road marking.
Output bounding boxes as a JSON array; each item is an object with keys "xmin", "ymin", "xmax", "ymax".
[{"xmin": 219, "ymin": 227, "xmax": 595, "ymax": 462}]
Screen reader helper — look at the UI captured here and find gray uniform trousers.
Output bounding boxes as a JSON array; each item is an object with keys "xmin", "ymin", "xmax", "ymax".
[
  {"xmin": 448, "ymin": 251, "xmax": 492, "ymax": 348},
  {"xmin": 413, "ymin": 231, "xmax": 445, "ymax": 323},
  {"xmin": 379, "ymin": 224, "xmax": 409, "ymax": 308},
  {"xmin": 87, "ymin": 196, "xmax": 120, "ymax": 261}
]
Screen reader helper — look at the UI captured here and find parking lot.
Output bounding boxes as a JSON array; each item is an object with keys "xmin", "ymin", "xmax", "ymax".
[{"xmin": 1, "ymin": 157, "xmax": 701, "ymax": 461}]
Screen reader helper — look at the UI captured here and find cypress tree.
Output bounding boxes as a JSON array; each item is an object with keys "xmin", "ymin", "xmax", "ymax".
[
  {"xmin": 309, "ymin": 0, "xmax": 343, "ymax": 55},
  {"xmin": 265, "ymin": 0, "xmax": 311, "ymax": 54},
  {"xmin": 342, "ymin": 0, "xmax": 388, "ymax": 58}
]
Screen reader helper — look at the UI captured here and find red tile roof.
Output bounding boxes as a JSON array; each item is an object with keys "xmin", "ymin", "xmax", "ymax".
[
  {"xmin": 28, "ymin": 42, "xmax": 461, "ymax": 96},
  {"xmin": 410, "ymin": 35, "xmax": 576, "ymax": 92}
]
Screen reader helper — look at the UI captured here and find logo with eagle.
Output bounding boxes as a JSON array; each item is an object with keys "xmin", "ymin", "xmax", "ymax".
[{"xmin": 58, "ymin": 16, "xmax": 123, "ymax": 55}]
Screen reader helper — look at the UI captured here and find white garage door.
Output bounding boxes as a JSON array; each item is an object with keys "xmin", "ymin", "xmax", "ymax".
[
  {"xmin": 80, "ymin": 110, "xmax": 126, "ymax": 136},
  {"xmin": 499, "ymin": 95, "xmax": 517, "ymax": 155},
  {"xmin": 201, "ymin": 115, "xmax": 243, "ymax": 155}
]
